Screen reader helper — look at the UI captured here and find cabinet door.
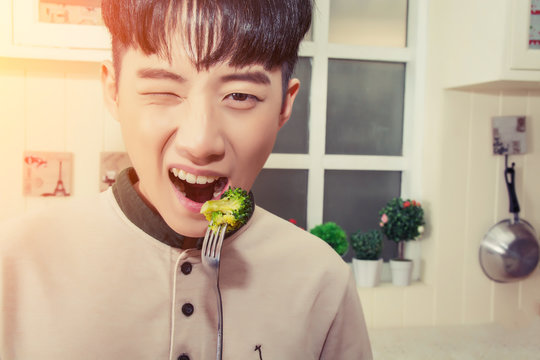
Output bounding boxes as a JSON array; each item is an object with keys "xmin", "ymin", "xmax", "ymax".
[{"xmin": 510, "ymin": 0, "xmax": 540, "ymax": 70}]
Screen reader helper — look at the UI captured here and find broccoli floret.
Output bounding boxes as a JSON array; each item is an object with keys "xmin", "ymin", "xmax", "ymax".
[{"xmin": 200, "ymin": 187, "xmax": 252, "ymax": 232}]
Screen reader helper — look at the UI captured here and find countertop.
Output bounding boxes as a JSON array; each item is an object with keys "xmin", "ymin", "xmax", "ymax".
[{"xmin": 368, "ymin": 319, "xmax": 540, "ymax": 359}]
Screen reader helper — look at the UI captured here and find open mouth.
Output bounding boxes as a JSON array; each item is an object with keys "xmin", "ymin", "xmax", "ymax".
[{"xmin": 169, "ymin": 168, "xmax": 228, "ymax": 204}]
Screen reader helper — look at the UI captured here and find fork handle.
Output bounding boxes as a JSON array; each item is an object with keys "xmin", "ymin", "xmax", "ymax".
[{"xmin": 216, "ymin": 283, "xmax": 223, "ymax": 360}]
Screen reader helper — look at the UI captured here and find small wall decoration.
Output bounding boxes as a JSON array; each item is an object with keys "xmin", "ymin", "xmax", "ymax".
[
  {"xmin": 23, "ymin": 151, "xmax": 73, "ymax": 197},
  {"xmin": 99, "ymin": 152, "xmax": 132, "ymax": 192},
  {"xmin": 13, "ymin": 0, "xmax": 110, "ymax": 51},
  {"xmin": 492, "ymin": 116, "xmax": 527, "ymax": 155},
  {"xmin": 38, "ymin": 0, "xmax": 103, "ymax": 26}
]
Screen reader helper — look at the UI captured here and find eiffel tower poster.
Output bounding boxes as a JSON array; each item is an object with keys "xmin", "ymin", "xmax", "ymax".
[{"xmin": 23, "ymin": 151, "xmax": 73, "ymax": 197}]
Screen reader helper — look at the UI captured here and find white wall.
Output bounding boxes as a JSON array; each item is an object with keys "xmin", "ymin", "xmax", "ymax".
[
  {"xmin": 360, "ymin": 88, "xmax": 540, "ymax": 329},
  {"xmin": 0, "ymin": 58, "xmax": 123, "ymax": 219}
]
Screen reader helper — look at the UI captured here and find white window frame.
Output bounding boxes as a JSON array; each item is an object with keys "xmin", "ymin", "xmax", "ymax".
[{"xmin": 263, "ymin": 0, "xmax": 428, "ymax": 281}]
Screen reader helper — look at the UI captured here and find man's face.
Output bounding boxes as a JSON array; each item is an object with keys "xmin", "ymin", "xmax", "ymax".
[{"xmin": 102, "ymin": 46, "xmax": 299, "ymax": 237}]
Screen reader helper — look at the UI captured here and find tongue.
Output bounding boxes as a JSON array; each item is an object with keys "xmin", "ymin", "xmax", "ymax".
[{"xmin": 185, "ymin": 183, "xmax": 215, "ymax": 203}]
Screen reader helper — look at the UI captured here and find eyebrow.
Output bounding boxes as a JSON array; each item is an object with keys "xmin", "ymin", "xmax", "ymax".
[
  {"xmin": 136, "ymin": 68, "xmax": 271, "ymax": 85},
  {"xmin": 136, "ymin": 68, "xmax": 186, "ymax": 83},
  {"xmin": 220, "ymin": 71, "xmax": 271, "ymax": 85}
]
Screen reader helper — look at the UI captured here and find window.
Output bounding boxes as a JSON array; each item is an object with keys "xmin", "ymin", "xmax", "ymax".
[{"xmin": 252, "ymin": 0, "xmax": 425, "ymax": 270}]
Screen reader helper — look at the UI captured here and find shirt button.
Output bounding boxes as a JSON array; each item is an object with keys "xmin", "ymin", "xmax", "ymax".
[
  {"xmin": 177, "ymin": 354, "xmax": 190, "ymax": 360},
  {"xmin": 181, "ymin": 262, "xmax": 192, "ymax": 275},
  {"xmin": 182, "ymin": 303, "xmax": 194, "ymax": 317}
]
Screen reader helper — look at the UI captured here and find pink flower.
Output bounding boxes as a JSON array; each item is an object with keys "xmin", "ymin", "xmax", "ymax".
[
  {"xmin": 381, "ymin": 213, "xmax": 388, "ymax": 224},
  {"xmin": 403, "ymin": 201, "xmax": 411, "ymax": 208},
  {"xmin": 379, "ymin": 222, "xmax": 384, "ymax": 227}
]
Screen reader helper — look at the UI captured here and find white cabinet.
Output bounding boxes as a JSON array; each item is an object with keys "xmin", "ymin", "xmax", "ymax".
[
  {"xmin": 511, "ymin": 0, "xmax": 540, "ymax": 70},
  {"xmin": 439, "ymin": 0, "xmax": 540, "ymax": 90}
]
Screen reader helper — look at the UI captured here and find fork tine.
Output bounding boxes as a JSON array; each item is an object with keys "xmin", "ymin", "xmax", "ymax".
[
  {"xmin": 202, "ymin": 223, "xmax": 227, "ymax": 258},
  {"xmin": 209, "ymin": 225, "xmax": 219, "ymax": 257},
  {"xmin": 215, "ymin": 225, "xmax": 227, "ymax": 259},
  {"xmin": 203, "ymin": 225, "xmax": 212, "ymax": 254}
]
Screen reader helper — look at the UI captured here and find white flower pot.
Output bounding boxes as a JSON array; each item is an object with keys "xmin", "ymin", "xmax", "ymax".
[
  {"xmin": 404, "ymin": 240, "xmax": 421, "ymax": 281},
  {"xmin": 390, "ymin": 258, "xmax": 413, "ymax": 286},
  {"xmin": 352, "ymin": 258, "xmax": 382, "ymax": 287}
]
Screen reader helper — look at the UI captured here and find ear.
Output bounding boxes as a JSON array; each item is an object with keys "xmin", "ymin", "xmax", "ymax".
[
  {"xmin": 101, "ymin": 60, "xmax": 119, "ymax": 121},
  {"xmin": 278, "ymin": 78, "xmax": 301, "ymax": 129}
]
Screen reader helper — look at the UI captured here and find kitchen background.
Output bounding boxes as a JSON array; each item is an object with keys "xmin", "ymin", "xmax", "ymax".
[{"xmin": 1, "ymin": 0, "xmax": 540, "ymax": 338}]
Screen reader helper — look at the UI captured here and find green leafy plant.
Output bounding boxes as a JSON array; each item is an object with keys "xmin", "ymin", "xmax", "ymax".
[
  {"xmin": 379, "ymin": 197, "xmax": 425, "ymax": 258},
  {"xmin": 350, "ymin": 229, "xmax": 383, "ymax": 260},
  {"xmin": 310, "ymin": 222, "xmax": 348, "ymax": 256}
]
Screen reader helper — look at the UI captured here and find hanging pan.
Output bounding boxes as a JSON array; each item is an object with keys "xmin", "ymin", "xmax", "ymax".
[{"xmin": 479, "ymin": 160, "xmax": 539, "ymax": 282}]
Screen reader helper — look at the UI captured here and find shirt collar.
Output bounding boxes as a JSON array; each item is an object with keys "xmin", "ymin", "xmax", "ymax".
[{"xmin": 112, "ymin": 167, "xmax": 190, "ymax": 249}]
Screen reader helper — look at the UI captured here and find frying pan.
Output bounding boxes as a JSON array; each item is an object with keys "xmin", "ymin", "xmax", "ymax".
[{"xmin": 479, "ymin": 160, "xmax": 539, "ymax": 282}]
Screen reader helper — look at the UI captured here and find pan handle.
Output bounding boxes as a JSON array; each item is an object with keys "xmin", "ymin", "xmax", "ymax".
[{"xmin": 504, "ymin": 157, "xmax": 520, "ymax": 215}]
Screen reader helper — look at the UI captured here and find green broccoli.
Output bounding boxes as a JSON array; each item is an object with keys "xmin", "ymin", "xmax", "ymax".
[{"xmin": 200, "ymin": 187, "xmax": 252, "ymax": 232}]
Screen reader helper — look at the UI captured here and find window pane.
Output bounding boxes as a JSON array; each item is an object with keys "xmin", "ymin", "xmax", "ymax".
[
  {"xmin": 323, "ymin": 170, "xmax": 401, "ymax": 261},
  {"xmin": 329, "ymin": 0, "xmax": 408, "ymax": 47},
  {"xmin": 251, "ymin": 169, "xmax": 308, "ymax": 229},
  {"xmin": 272, "ymin": 57, "xmax": 311, "ymax": 154},
  {"xmin": 326, "ymin": 59, "xmax": 405, "ymax": 156}
]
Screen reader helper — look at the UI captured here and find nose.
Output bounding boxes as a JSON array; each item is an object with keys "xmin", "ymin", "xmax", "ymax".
[{"xmin": 172, "ymin": 99, "xmax": 225, "ymax": 165}]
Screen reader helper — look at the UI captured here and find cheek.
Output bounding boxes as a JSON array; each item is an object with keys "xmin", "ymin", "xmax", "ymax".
[
  {"xmin": 117, "ymin": 107, "xmax": 173, "ymax": 183},
  {"xmin": 247, "ymin": 128, "xmax": 276, "ymax": 156},
  {"xmin": 119, "ymin": 106, "xmax": 171, "ymax": 151},
  {"xmin": 230, "ymin": 115, "xmax": 281, "ymax": 185},
  {"xmin": 237, "ymin": 112, "xmax": 279, "ymax": 153}
]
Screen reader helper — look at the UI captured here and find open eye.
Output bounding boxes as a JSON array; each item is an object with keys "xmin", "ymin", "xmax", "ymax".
[
  {"xmin": 223, "ymin": 92, "xmax": 262, "ymax": 110},
  {"xmin": 230, "ymin": 93, "xmax": 251, "ymax": 101}
]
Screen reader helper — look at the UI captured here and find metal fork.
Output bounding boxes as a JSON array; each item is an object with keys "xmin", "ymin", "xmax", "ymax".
[{"xmin": 201, "ymin": 223, "xmax": 227, "ymax": 360}]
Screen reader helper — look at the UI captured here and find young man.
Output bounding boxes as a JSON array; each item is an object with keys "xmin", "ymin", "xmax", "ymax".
[{"xmin": 0, "ymin": 0, "xmax": 372, "ymax": 359}]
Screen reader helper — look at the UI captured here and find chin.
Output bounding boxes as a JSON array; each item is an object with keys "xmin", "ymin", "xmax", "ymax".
[{"xmin": 168, "ymin": 216, "xmax": 208, "ymax": 238}]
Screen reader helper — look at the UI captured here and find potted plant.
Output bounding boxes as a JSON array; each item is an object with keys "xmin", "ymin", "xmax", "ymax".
[
  {"xmin": 379, "ymin": 198, "xmax": 425, "ymax": 286},
  {"xmin": 310, "ymin": 222, "xmax": 348, "ymax": 257},
  {"xmin": 350, "ymin": 229, "xmax": 383, "ymax": 287}
]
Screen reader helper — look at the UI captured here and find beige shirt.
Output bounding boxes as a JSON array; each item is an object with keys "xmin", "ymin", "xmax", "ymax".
[{"xmin": 1, "ymin": 189, "xmax": 372, "ymax": 359}]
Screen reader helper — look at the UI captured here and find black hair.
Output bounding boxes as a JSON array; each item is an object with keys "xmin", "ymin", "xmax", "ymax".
[{"xmin": 101, "ymin": 0, "xmax": 312, "ymax": 93}]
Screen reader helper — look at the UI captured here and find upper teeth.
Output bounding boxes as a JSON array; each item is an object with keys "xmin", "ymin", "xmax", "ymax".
[{"xmin": 170, "ymin": 168, "xmax": 220, "ymax": 185}]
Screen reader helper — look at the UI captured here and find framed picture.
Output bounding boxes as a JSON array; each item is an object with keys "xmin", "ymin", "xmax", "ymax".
[
  {"xmin": 23, "ymin": 151, "xmax": 73, "ymax": 197},
  {"xmin": 13, "ymin": 0, "xmax": 110, "ymax": 50}
]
